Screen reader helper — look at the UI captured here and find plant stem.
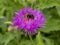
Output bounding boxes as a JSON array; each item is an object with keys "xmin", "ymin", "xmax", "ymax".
[{"xmin": 29, "ymin": 35, "xmax": 35, "ymax": 45}]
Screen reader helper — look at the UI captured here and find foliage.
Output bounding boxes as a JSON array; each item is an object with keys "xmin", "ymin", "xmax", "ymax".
[{"xmin": 0, "ymin": 0, "xmax": 60, "ymax": 45}]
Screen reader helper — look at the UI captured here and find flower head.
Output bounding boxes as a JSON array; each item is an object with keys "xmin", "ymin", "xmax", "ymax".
[{"xmin": 12, "ymin": 7, "xmax": 46, "ymax": 34}]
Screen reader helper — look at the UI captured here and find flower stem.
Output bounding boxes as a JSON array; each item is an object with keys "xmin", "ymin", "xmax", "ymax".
[{"xmin": 29, "ymin": 35, "xmax": 35, "ymax": 45}]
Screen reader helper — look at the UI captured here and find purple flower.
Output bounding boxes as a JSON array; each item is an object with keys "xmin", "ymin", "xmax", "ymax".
[{"xmin": 12, "ymin": 7, "xmax": 46, "ymax": 34}]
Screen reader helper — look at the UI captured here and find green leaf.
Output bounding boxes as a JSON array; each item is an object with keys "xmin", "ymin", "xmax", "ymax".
[
  {"xmin": 35, "ymin": 32, "xmax": 44, "ymax": 45},
  {"xmin": 42, "ymin": 19, "xmax": 60, "ymax": 33},
  {"xmin": 43, "ymin": 37, "xmax": 54, "ymax": 45},
  {"xmin": 20, "ymin": 40, "xmax": 32, "ymax": 45},
  {"xmin": 0, "ymin": 0, "xmax": 24, "ymax": 21},
  {"xmin": 41, "ymin": 7, "xmax": 60, "ymax": 33},
  {"xmin": 34, "ymin": 0, "xmax": 60, "ymax": 9},
  {"xmin": 0, "ymin": 7, "xmax": 6, "ymax": 16},
  {"xmin": 43, "ymin": 31, "xmax": 60, "ymax": 45},
  {"xmin": 56, "ymin": 7, "xmax": 60, "ymax": 16},
  {"xmin": 0, "ymin": 32, "xmax": 15, "ymax": 45},
  {"xmin": 0, "ymin": 16, "xmax": 7, "ymax": 32},
  {"xmin": 48, "ymin": 31, "xmax": 60, "ymax": 45},
  {"xmin": 4, "ymin": 32, "xmax": 15, "ymax": 45},
  {"xmin": 0, "ymin": 34, "xmax": 3, "ymax": 44}
]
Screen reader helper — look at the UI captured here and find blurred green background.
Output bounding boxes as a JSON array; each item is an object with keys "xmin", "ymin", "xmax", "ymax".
[{"xmin": 0, "ymin": 0, "xmax": 60, "ymax": 45}]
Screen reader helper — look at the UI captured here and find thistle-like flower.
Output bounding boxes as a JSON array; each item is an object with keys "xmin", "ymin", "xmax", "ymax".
[{"xmin": 12, "ymin": 7, "xmax": 46, "ymax": 34}]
